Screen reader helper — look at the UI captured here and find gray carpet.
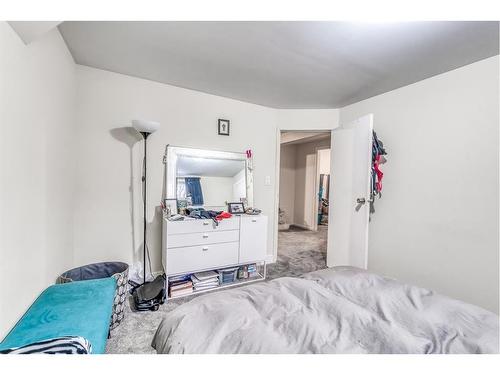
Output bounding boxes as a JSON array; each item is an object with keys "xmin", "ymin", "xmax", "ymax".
[{"xmin": 105, "ymin": 225, "xmax": 327, "ymax": 354}]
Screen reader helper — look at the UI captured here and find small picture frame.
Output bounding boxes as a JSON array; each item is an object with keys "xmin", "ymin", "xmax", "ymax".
[
  {"xmin": 177, "ymin": 199, "xmax": 188, "ymax": 215},
  {"xmin": 228, "ymin": 202, "xmax": 245, "ymax": 215},
  {"xmin": 218, "ymin": 119, "xmax": 230, "ymax": 136},
  {"xmin": 164, "ymin": 198, "xmax": 178, "ymax": 216}
]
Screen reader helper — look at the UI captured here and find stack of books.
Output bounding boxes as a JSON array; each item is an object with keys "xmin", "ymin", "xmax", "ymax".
[
  {"xmin": 169, "ymin": 274, "xmax": 193, "ymax": 298},
  {"xmin": 191, "ymin": 271, "xmax": 219, "ymax": 292}
]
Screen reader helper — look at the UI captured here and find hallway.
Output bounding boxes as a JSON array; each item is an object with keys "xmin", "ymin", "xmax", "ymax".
[{"xmin": 267, "ymin": 225, "xmax": 328, "ymax": 280}]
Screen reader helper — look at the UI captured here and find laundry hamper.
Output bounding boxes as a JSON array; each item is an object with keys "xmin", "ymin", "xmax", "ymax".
[{"xmin": 57, "ymin": 261, "xmax": 129, "ymax": 330}]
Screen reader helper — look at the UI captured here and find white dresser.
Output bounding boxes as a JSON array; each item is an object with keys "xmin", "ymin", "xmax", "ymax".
[{"xmin": 162, "ymin": 214, "xmax": 268, "ymax": 296}]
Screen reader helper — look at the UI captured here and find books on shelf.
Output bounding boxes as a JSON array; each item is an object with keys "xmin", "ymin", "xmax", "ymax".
[
  {"xmin": 191, "ymin": 271, "xmax": 219, "ymax": 291},
  {"xmin": 235, "ymin": 263, "xmax": 259, "ymax": 280},
  {"xmin": 192, "ymin": 270, "xmax": 219, "ymax": 281},
  {"xmin": 193, "ymin": 279, "xmax": 219, "ymax": 287},
  {"xmin": 194, "ymin": 283, "xmax": 219, "ymax": 291},
  {"xmin": 170, "ymin": 280, "xmax": 193, "ymax": 291},
  {"xmin": 169, "ymin": 274, "xmax": 192, "ymax": 283},
  {"xmin": 170, "ymin": 287, "xmax": 193, "ymax": 298},
  {"xmin": 192, "ymin": 278, "xmax": 219, "ymax": 287},
  {"xmin": 169, "ymin": 277, "xmax": 193, "ymax": 297},
  {"xmin": 168, "ymin": 263, "xmax": 263, "ymax": 298}
]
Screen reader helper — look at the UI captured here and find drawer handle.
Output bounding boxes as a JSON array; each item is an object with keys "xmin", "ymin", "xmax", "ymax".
[
  {"xmin": 252, "ymin": 219, "xmax": 257, "ymax": 222},
  {"xmin": 203, "ymin": 222, "xmax": 209, "ymax": 226},
  {"xmin": 202, "ymin": 247, "xmax": 209, "ymax": 251},
  {"xmin": 202, "ymin": 234, "xmax": 209, "ymax": 239}
]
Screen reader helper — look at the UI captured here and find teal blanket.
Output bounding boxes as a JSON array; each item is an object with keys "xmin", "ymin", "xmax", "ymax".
[{"xmin": 0, "ymin": 278, "xmax": 116, "ymax": 354}]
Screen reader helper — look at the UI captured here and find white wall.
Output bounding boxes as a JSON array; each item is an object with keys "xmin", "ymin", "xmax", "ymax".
[
  {"xmin": 0, "ymin": 23, "xmax": 76, "ymax": 338},
  {"xmin": 74, "ymin": 65, "xmax": 280, "ymax": 279},
  {"xmin": 293, "ymin": 138, "xmax": 331, "ymax": 228},
  {"xmin": 340, "ymin": 56, "xmax": 499, "ymax": 313},
  {"xmin": 276, "ymin": 109, "xmax": 340, "ymax": 130},
  {"xmin": 74, "ymin": 67, "xmax": 341, "ymax": 279},
  {"xmin": 232, "ymin": 169, "xmax": 246, "ymax": 202},
  {"xmin": 199, "ymin": 176, "xmax": 233, "ymax": 209},
  {"xmin": 279, "ymin": 138, "xmax": 331, "ymax": 229}
]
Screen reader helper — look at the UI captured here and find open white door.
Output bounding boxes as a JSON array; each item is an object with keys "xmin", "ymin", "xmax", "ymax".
[{"xmin": 327, "ymin": 114, "xmax": 373, "ymax": 269}]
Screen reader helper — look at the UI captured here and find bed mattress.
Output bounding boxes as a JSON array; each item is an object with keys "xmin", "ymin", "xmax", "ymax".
[{"xmin": 152, "ymin": 267, "xmax": 499, "ymax": 354}]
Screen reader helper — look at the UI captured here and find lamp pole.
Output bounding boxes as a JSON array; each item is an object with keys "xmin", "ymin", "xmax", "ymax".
[
  {"xmin": 131, "ymin": 119, "xmax": 159, "ymax": 287},
  {"xmin": 141, "ymin": 132, "xmax": 150, "ymax": 284}
]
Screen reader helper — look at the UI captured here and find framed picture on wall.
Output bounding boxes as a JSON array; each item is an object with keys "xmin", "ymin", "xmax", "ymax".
[{"xmin": 218, "ymin": 119, "xmax": 230, "ymax": 136}]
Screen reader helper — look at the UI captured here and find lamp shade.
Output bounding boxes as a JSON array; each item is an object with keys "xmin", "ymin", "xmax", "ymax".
[{"xmin": 132, "ymin": 119, "xmax": 160, "ymax": 134}]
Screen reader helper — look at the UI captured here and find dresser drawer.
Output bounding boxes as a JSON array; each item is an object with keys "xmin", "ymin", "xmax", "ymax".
[
  {"xmin": 166, "ymin": 218, "xmax": 240, "ymax": 234},
  {"xmin": 166, "ymin": 242, "xmax": 239, "ymax": 275},
  {"xmin": 167, "ymin": 230, "xmax": 240, "ymax": 249}
]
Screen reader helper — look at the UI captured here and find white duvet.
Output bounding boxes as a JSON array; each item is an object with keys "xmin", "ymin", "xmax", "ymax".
[{"xmin": 152, "ymin": 267, "xmax": 499, "ymax": 354}]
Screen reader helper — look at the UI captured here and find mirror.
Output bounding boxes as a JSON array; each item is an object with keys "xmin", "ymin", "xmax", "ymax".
[{"xmin": 164, "ymin": 146, "xmax": 253, "ymax": 213}]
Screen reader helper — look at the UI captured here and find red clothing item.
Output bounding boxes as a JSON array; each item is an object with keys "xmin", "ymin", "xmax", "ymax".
[
  {"xmin": 216, "ymin": 211, "xmax": 232, "ymax": 221},
  {"xmin": 374, "ymin": 154, "xmax": 384, "ymax": 192}
]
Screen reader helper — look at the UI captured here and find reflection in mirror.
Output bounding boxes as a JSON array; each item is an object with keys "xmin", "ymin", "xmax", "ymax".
[
  {"xmin": 176, "ymin": 156, "xmax": 246, "ymax": 211},
  {"xmin": 165, "ymin": 146, "xmax": 252, "ymax": 214}
]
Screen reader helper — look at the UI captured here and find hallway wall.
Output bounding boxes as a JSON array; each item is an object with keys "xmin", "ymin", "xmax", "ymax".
[
  {"xmin": 293, "ymin": 137, "xmax": 331, "ymax": 228},
  {"xmin": 279, "ymin": 143, "xmax": 297, "ymax": 225},
  {"xmin": 279, "ymin": 136, "xmax": 331, "ymax": 229}
]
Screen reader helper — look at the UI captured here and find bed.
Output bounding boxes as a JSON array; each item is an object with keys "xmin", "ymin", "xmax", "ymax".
[{"xmin": 152, "ymin": 267, "xmax": 499, "ymax": 354}]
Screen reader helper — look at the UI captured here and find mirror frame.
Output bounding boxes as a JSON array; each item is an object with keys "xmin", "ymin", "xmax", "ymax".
[{"xmin": 164, "ymin": 145, "xmax": 254, "ymax": 209}]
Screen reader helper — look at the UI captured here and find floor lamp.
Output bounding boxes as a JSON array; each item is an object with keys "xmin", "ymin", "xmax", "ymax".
[{"xmin": 132, "ymin": 119, "xmax": 160, "ymax": 284}]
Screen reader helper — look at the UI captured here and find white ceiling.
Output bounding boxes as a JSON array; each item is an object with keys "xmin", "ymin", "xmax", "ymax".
[
  {"xmin": 8, "ymin": 21, "xmax": 62, "ymax": 44},
  {"xmin": 281, "ymin": 131, "xmax": 330, "ymax": 145},
  {"xmin": 177, "ymin": 156, "xmax": 245, "ymax": 177},
  {"xmin": 58, "ymin": 21, "xmax": 499, "ymax": 108}
]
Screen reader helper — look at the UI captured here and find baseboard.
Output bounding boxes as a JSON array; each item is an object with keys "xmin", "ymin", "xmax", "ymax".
[
  {"xmin": 265, "ymin": 254, "xmax": 276, "ymax": 264},
  {"xmin": 279, "ymin": 223, "xmax": 312, "ymax": 231},
  {"xmin": 290, "ymin": 223, "xmax": 313, "ymax": 231}
]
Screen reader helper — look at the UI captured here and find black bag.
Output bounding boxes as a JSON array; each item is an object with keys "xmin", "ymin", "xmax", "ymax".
[{"xmin": 131, "ymin": 275, "xmax": 166, "ymax": 311}]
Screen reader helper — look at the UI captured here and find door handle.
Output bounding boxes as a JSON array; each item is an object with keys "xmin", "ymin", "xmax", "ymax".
[
  {"xmin": 356, "ymin": 197, "xmax": 368, "ymax": 212},
  {"xmin": 202, "ymin": 247, "xmax": 209, "ymax": 251},
  {"xmin": 356, "ymin": 197, "xmax": 374, "ymax": 211}
]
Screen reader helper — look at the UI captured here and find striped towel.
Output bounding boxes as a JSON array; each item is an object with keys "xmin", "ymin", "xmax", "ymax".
[{"xmin": 0, "ymin": 336, "xmax": 92, "ymax": 354}]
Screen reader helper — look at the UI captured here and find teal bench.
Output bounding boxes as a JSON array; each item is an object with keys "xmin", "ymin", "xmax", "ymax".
[{"xmin": 0, "ymin": 277, "xmax": 116, "ymax": 354}]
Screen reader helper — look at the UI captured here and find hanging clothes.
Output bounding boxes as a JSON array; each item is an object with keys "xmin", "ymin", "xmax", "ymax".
[
  {"xmin": 370, "ymin": 131, "xmax": 387, "ymax": 214},
  {"xmin": 185, "ymin": 177, "xmax": 204, "ymax": 205},
  {"xmin": 374, "ymin": 154, "xmax": 384, "ymax": 193},
  {"xmin": 187, "ymin": 208, "xmax": 232, "ymax": 226}
]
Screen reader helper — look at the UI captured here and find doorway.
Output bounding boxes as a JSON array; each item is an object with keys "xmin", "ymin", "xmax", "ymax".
[
  {"xmin": 271, "ymin": 114, "xmax": 374, "ymax": 277},
  {"xmin": 270, "ymin": 131, "xmax": 331, "ymax": 278}
]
